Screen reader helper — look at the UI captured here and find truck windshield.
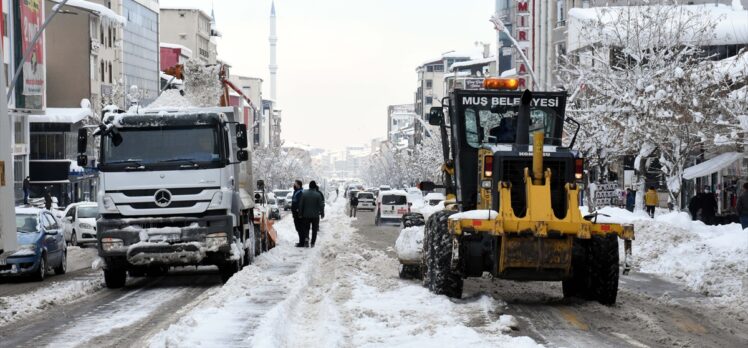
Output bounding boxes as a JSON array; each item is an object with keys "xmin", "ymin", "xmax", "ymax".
[
  {"xmin": 101, "ymin": 126, "xmax": 224, "ymax": 170},
  {"xmin": 463, "ymin": 106, "xmax": 560, "ymax": 148}
]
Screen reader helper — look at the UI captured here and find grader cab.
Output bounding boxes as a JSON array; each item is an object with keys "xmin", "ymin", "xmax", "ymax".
[{"xmin": 418, "ymin": 82, "xmax": 634, "ymax": 305}]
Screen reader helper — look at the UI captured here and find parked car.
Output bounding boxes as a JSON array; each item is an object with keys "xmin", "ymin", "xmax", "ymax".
[
  {"xmin": 375, "ymin": 190, "xmax": 410, "ymax": 226},
  {"xmin": 356, "ymin": 191, "xmax": 376, "ymax": 211},
  {"xmin": 62, "ymin": 202, "xmax": 99, "ymax": 246},
  {"xmin": 284, "ymin": 192, "xmax": 294, "ymax": 211},
  {"xmin": 424, "ymin": 192, "xmax": 446, "ymax": 206},
  {"xmin": 379, "ymin": 185, "xmax": 392, "ymax": 192},
  {"xmin": 273, "ymin": 189, "xmax": 292, "ymax": 209},
  {"xmin": 0, "ymin": 207, "xmax": 67, "ymax": 280},
  {"xmin": 267, "ymin": 198, "xmax": 282, "ymax": 220}
]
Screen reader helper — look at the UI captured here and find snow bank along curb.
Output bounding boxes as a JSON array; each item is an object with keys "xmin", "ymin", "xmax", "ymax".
[
  {"xmin": 590, "ymin": 206, "xmax": 748, "ymax": 319},
  {"xmin": 0, "ymin": 276, "xmax": 103, "ymax": 325}
]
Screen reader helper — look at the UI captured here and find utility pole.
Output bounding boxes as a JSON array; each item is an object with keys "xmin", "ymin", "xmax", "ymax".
[
  {"xmin": 490, "ymin": 14, "xmax": 539, "ymax": 90},
  {"xmin": 0, "ymin": 39, "xmax": 17, "ymax": 253}
]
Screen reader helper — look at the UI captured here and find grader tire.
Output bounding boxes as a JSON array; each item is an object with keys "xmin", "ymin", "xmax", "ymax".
[
  {"xmin": 425, "ymin": 210, "xmax": 462, "ymax": 298},
  {"xmin": 402, "ymin": 213, "xmax": 425, "ymax": 228},
  {"xmin": 590, "ymin": 235, "xmax": 619, "ymax": 305},
  {"xmin": 562, "ymin": 239, "xmax": 592, "ymax": 299}
]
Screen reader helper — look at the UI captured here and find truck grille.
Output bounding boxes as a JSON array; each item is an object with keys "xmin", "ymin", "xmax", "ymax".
[
  {"xmin": 126, "ymin": 201, "xmax": 209, "ymax": 209},
  {"xmin": 106, "ymin": 187, "xmax": 219, "ymax": 197},
  {"xmin": 498, "ymin": 159, "xmax": 568, "ymax": 219}
]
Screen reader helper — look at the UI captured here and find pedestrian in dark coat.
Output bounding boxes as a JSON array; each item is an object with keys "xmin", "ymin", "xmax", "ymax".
[
  {"xmin": 700, "ymin": 187, "xmax": 717, "ymax": 225},
  {"xmin": 22, "ymin": 176, "xmax": 30, "ymax": 205},
  {"xmin": 688, "ymin": 190, "xmax": 702, "ymax": 221},
  {"xmin": 350, "ymin": 194, "xmax": 359, "ymax": 218},
  {"xmin": 44, "ymin": 189, "xmax": 53, "ymax": 210},
  {"xmin": 736, "ymin": 183, "xmax": 748, "ymax": 229},
  {"xmin": 625, "ymin": 188, "xmax": 636, "ymax": 212},
  {"xmin": 291, "ymin": 180, "xmax": 305, "ymax": 247},
  {"xmin": 299, "ymin": 181, "xmax": 325, "ymax": 247}
]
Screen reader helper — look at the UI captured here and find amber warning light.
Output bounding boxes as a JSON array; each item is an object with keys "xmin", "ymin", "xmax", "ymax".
[{"xmin": 483, "ymin": 78, "xmax": 519, "ymax": 90}]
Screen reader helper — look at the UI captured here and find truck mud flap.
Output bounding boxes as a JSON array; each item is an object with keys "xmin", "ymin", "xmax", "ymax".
[{"xmin": 498, "ymin": 235, "xmax": 572, "ymax": 280}]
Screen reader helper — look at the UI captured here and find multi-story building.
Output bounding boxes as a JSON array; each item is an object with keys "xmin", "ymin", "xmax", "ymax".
[
  {"xmin": 386, "ymin": 104, "xmax": 416, "ymax": 148},
  {"xmin": 45, "ymin": 0, "xmax": 125, "ymax": 116},
  {"xmin": 122, "ymin": 0, "xmax": 160, "ymax": 106},
  {"xmin": 229, "ymin": 75, "xmax": 263, "ymax": 146},
  {"xmin": 160, "ymin": 7, "xmax": 219, "ymax": 65},
  {"xmin": 414, "ymin": 51, "xmax": 472, "ymax": 144}
]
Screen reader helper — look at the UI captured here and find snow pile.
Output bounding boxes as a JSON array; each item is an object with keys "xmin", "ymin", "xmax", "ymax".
[
  {"xmin": 0, "ymin": 276, "xmax": 103, "ymax": 325},
  {"xmin": 450, "ymin": 210, "xmax": 499, "ymax": 220},
  {"xmin": 146, "ymin": 89, "xmax": 193, "ymax": 109},
  {"xmin": 581, "ymin": 206, "xmax": 748, "ymax": 318},
  {"xmin": 395, "ymin": 226, "xmax": 424, "ymax": 263},
  {"xmin": 56, "ymin": 0, "xmax": 127, "ymax": 24},
  {"xmin": 183, "ymin": 60, "xmax": 223, "ymax": 107},
  {"xmin": 414, "ymin": 201, "xmax": 446, "ymax": 220}
]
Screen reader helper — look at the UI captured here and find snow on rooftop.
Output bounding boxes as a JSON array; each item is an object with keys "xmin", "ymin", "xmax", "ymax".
[
  {"xmin": 683, "ymin": 152, "xmax": 743, "ymax": 180},
  {"xmin": 568, "ymin": 4, "xmax": 748, "ymax": 51},
  {"xmin": 28, "ymin": 108, "xmax": 93, "ymax": 124},
  {"xmin": 160, "ymin": 43, "xmax": 193, "ymax": 58},
  {"xmin": 450, "ymin": 56, "xmax": 496, "ymax": 71},
  {"xmin": 54, "ymin": 0, "xmax": 126, "ymax": 24}
]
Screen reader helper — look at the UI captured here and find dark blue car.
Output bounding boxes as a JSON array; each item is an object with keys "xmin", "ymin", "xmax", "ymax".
[{"xmin": 0, "ymin": 208, "xmax": 67, "ymax": 280}]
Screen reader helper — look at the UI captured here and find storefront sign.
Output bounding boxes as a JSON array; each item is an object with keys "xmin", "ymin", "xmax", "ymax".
[
  {"xmin": 464, "ymin": 79, "xmax": 484, "ymax": 90},
  {"xmin": 514, "ymin": 0, "xmax": 532, "ymax": 89},
  {"xmin": 594, "ymin": 183, "xmax": 621, "ymax": 206}
]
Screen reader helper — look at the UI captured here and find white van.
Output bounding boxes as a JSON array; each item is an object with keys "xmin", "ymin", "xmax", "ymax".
[{"xmin": 376, "ymin": 190, "xmax": 410, "ymax": 225}]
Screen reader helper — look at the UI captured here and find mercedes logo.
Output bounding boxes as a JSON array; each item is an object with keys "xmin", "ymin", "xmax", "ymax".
[{"xmin": 154, "ymin": 189, "xmax": 172, "ymax": 208}]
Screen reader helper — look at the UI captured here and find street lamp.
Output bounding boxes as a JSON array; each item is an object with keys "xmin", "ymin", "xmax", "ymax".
[{"xmin": 489, "ymin": 13, "xmax": 539, "ymax": 89}]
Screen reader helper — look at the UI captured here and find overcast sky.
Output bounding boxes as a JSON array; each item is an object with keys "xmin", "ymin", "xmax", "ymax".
[{"xmin": 161, "ymin": 0, "xmax": 495, "ymax": 151}]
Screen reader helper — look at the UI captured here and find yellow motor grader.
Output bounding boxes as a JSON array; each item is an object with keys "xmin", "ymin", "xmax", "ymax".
[{"xmin": 415, "ymin": 82, "xmax": 634, "ymax": 305}]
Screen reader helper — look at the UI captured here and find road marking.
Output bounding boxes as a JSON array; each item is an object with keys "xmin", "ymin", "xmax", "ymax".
[
  {"xmin": 611, "ymin": 332, "xmax": 650, "ymax": 348},
  {"xmin": 557, "ymin": 307, "xmax": 589, "ymax": 331}
]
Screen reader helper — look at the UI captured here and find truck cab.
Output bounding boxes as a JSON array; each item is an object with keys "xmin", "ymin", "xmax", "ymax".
[{"xmin": 81, "ymin": 108, "xmax": 256, "ymax": 288}]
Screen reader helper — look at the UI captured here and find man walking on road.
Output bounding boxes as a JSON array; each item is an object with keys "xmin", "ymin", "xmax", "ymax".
[
  {"xmin": 645, "ymin": 186, "xmax": 658, "ymax": 218},
  {"xmin": 300, "ymin": 181, "xmax": 325, "ymax": 248},
  {"xmin": 736, "ymin": 183, "xmax": 748, "ymax": 229},
  {"xmin": 349, "ymin": 193, "xmax": 359, "ymax": 218},
  {"xmin": 292, "ymin": 180, "xmax": 305, "ymax": 247}
]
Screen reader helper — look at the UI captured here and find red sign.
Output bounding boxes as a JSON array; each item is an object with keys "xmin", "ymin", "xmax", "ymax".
[{"xmin": 20, "ymin": 0, "xmax": 44, "ymax": 97}]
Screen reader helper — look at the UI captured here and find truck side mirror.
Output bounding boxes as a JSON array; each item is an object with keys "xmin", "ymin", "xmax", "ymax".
[
  {"xmin": 418, "ymin": 181, "xmax": 436, "ymax": 191},
  {"xmin": 77, "ymin": 154, "xmax": 88, "ymax": 167},
  {"xmin": 237, "ymin": 150, "xmax": 249, "ymax": 162},
  {"xmin": 428, "ymin": 107, "xmax": 444, "ymax": 126},
  {"xmin": 236, "ymin": 124, "xmax": 248, "ymax": 149},
  {"xmin": 77, "ymin": 128, "xmax": 87, "ymax": 153}
]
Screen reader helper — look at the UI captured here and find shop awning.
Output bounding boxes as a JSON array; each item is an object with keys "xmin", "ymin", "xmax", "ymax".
[{"xmin": 683, "ymin": 152, "xmax": 743, "ymax": 180}]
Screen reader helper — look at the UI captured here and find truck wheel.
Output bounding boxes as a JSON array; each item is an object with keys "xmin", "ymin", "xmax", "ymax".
[
  {"xmin": 219, "ymin": 261, "xmax": 240, "ymax": 283},
  {"xmin": 399, "ymin": 264, "xmax": 421, "ymax": 280},
  {"xmin": 425, "ymin": 210, "xmax": 462, "ymax": 298},
  {"xmin": 590, "ymin": 235, "xmax": 619, "ymax": 305},
  {"xmin": 402, "ymin": 213, "xmax": 425, "ymax": 228},
  {"xmin": 104, "ymin": 268, "xmax": 127, "ymax": 288},
  {"xmin": 421, "ymin": 219, "xmax": 433, "ymax": 287},
  {"xmin": 562, "ymin": 239, "xmax": 591, "ymax": 299}
]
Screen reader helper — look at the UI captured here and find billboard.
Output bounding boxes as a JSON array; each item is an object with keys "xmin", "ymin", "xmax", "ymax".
[{"xmin": 14, "ymin": 0, "xmax": 45, "ymax": 110}]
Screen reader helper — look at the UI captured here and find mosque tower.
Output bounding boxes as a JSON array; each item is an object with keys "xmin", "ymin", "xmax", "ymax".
[{"xmin": 269, "ymin": 1, "xmax": 278, "ymax": 100}]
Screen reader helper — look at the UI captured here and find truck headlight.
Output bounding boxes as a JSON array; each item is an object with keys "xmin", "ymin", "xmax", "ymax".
[
  {"xmin": 102, "ymin": 195, "xmax": 117, "ymax": 212},
  {"xmin": 209, "ymin": 192, "xmax": 224, "ymax": 208},
  {"xmin": 101, "ymin": 237, "xmax": 124, "ymax": 251},
  {"xmin": 205, "ymin": 232, "xmax": 228, "ymax": 249}
]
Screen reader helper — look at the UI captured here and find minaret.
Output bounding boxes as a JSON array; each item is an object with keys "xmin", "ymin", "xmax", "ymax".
[{"xmin": 269, "ymin": 1, "xmax": 278, "ymax": 101}]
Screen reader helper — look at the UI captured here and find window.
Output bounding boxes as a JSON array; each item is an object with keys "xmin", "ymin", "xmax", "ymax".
[
  {"xmin": 108, "ymin": 62, "xmax": 112, "ymax": 83},
  {"xmin": 66, "ymin": 207, "xmax": 76, "ymax": 218},
  {"xmin": 108, "ymin": 27, "xmax": 112, "ymax": 47},
  {"xmin": 557, "ymin": 0, "xmax": 566, "ymax": 27},
  {"xmin": 556, "ymin": 43, "xmax": 566, "ymax": 66},
  {"xmin": 426, "ymin": 65, "xmax": 434, "ymax": 72},
  {"xmin": 180, "ymin": 12, "xmax": 185, "ymax": 18},
  {"xmin": 100, "ymin": 61, "xmax": 105, "ymax": 82},
  {"xmin": 14, "ymin": 120, "xmax": 24, "ymax": 144},
  {"xmin": 425, "ymin": 96, "xmax": 433, "ymax": 105},
  {"xmin": 433, "ymin": 65, "xmax": 444, "ymax": 72},
  {"xmin": 425, "ymin": 79, "xmax": 433, "ymax": 89}
]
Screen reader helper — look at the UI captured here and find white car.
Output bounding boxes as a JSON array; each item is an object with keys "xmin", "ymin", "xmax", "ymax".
[
  {"xmin": 355, "ymin": 191, "xmax": 376, "ymax": 211},
  {"xmin": 62, "ymin": 202, "xmax": 99, "ymax": 246},
  {"xmin": 424, "ymin": 192, "xmax": 446, "ymax": 206},
  {"xmin": 375, "ymin": 190, "xmax": 410, "ymax": 225}
]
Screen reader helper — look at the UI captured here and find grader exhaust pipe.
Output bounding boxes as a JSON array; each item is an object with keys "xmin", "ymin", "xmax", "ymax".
[{"xmin": 515, "ymin": 90, "xmax": 545, "ymax": 184}]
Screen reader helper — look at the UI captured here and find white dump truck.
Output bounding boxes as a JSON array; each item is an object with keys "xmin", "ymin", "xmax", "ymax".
[{"xmin": 77, "ymin": 106, "xmax": 262, "ymax": 288}]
